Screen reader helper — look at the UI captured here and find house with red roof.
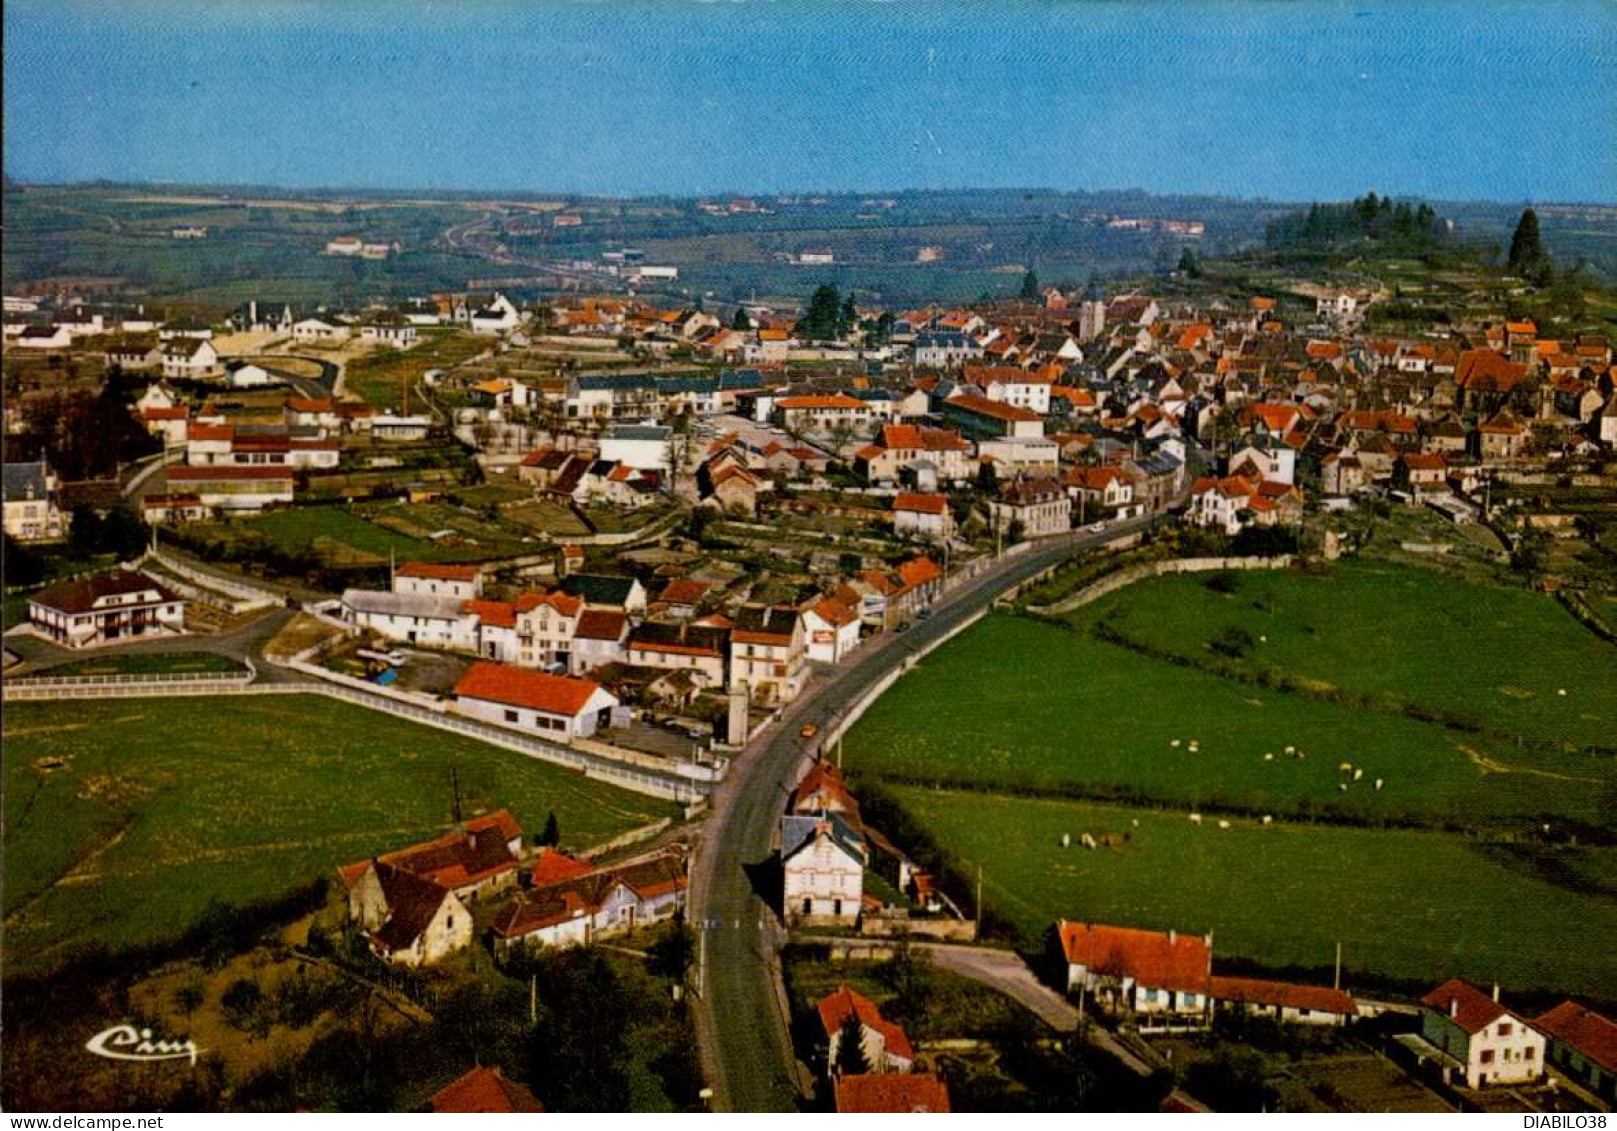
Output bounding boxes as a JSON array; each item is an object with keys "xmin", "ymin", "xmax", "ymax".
[
  {"xmin": 452, "ymin": 662, "xmax": 620, "ymax": 738},
  {"xmin": 394, "ymin": 561, "xmax": 484, "ymax": 600},
  {"xmin": 835, "ymin": 1074, "xmax": 951, "ymax": 1113},
  {"xmin": 1535, "ymin": 1000, "xmax": 1617, "ymax": 1104},
  {"xmin": 1054, "ymin": 920, "xmax": 1213, "ymax": 1022},
  {"xmin": 1208, "ymin": 975, "xmax": 1357, "ymax": 1027},
  {"xmin": 336, "ymin": 811, "xmax": 523, "ymax": 967},
  {"xmin": 490, "ymin": 846, "xmax": 687, "ymax": 953},
  {"xmin": 774, "ymin": 393, "xmax": 873, "ymax": 435},
  {"xmin": 428, "ymin": 1066, "xmax": 544, "ymax": 1113},
  {"xmin": 892, "ymin": 490, "xmax": 953, "ymax": 542},
  {"xmin": 855, "ymin": 423, "xmax": 975, "ymax": 485},
  {"xmin": 845, "ymin": 556, "xmax": 943, "ymax": 631},
  {"xmin": 817, "ymin": 986, "xmax": 915, "ymax": 1076},
  {"xmin": 1410, "ymin": 978, "xmax": 1545, "ymax": 1089},
  {"xmin": 802, "ymin": 593, "xmax": 862, "ymax": 664}
]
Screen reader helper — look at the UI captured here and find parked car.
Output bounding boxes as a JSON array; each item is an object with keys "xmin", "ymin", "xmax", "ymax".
[{"xmin": 800, "ymin": 723, "xmax": 818, "ymax": 739}]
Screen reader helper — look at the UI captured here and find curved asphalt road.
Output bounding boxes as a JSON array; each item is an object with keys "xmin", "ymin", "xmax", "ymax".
[{"xmin": 689, "ymin": 514, "xmax": 1162, "ymax": 1112}]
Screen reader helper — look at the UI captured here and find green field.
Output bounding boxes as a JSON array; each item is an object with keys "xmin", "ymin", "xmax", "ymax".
[
  {"xmin": 3, "ymin": 696, "xmax": 677, "ymax": 970},
  {"xmin": 889, "ymin": 787, "xmax": 1617, "ymax": 997},
  {"xmin": 35, "ymin": 651, "xmax": 243, "ymax": 678},
  {"xmin": 1084, "ymin": 561, "xmax": 1617, "ymax": 749},
  {"xmin": 343, "ymin": 329, "xmax": 489, "ymax": 409},
  {"xmin": 844, "ymin": 613, "xmax": 1617, "ymax": 831}
]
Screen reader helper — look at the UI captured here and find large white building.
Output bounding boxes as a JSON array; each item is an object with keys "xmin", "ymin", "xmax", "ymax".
[
  {"xmin": 1414, "ymin": 979, "xmax": 1545, "ymax": 1090},
  {"xmin": 452, "ymin": 662, "xmax": 619, "ymax": 739},
  {"xmin": 29, "ymin": 570, "xmax": 187, "ymax": 649}
]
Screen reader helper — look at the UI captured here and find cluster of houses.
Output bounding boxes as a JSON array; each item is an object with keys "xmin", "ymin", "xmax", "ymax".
[
  {"xmin": 341, "ymin": 552, "xmax": 942, "ymax": 721},
  {"xmin": 1048, "ymin": 915, "xmax": 1616, "ymax": 1102},
  {"xmin": 816, "ymin": 985, "xmax": 951, "ymax": 1113},
  {"xmin": 336, "ymin": 808, "xmax": 687, "ymax": 967}
]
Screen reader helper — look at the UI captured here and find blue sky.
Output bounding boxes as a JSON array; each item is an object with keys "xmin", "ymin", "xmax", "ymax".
[{"xmin": 4, "ymin": 0, "xmax": 1613, "ymax": 203}]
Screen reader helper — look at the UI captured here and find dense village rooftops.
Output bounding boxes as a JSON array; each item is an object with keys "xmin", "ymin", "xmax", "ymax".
[
  {"xmin": 776, "ymin": 393, "xmax": 865, "ymax": 410},
  {"xmin": 1534, "ymin": 1001, "xmax": 1617, "ymax": 1074},
  {"xmin": 429, "ymin": 1066, "xmax": 545, "ymax": 1114},
  {"xmin": 339, "ymin": 810, "xmax": 522, "ymax": 894},
  {"xmin": 1056, "ymin": 920, "xmax": 1212, "ymax": 995},
  {"xmin": 342, "ymin": 588, "xmax": 466, "ymax": 621},
  {"xmin": 32, "ymin": 569, "xmax": 177, "ymax": 616},
  {"xmin": 879, "ymin": 423, "xmax": 970, "ymax": 451},
  {"xmin": 834, "ymin": 1074, "xmax": 951, "ymax": 1114},
  {"xmin": 454, "ymin": 663, "xmax": 607, "ymax": 716},
  {"xmin": 558, "ymin": 573, "xmax": 640, "ymax": 607},
  {"xmin": 630, "ymin": 620, "xmax": 728, "ymax": 656},
  {"xmin": 730, "ymin": 603, "xmax": 800, "ymax": 644},
  {"xmin": 1421, "ymin": 978, "xmax": 1516, "ymax": 1034},
  {"xmin": 1456, "ymin": 348, "xmax": 1528, "ymax": 391},
  {"xmin": 1207, "ymin": 976, "xmax": 1357, "ymax": 1018}
]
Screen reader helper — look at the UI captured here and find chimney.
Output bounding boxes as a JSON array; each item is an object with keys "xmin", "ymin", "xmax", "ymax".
[
  {"xmin": 1492, "ymin": 983, "xmax": 1500, "ymax": 1003},
  {"xmin": 1450, "ymin": 997, "xmax": 1459, "ymax": 1018}
]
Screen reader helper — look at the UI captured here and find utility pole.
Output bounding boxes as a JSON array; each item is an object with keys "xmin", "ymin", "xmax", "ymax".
[
  {"xmin": 529, "ymin": 973, "xmax": 537, "ymax": 1025},
  {"xmin": 451, "ymin": 766, "xmax": 462, "ymax": 825},
  {"xmin": 1333, "ymin": 941, "xmax": 1342, "ymax": 991}
]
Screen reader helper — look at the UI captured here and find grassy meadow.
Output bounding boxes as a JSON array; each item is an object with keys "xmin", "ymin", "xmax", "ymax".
[{"xmin": 3, "ymin": 696, "xmax": 677, "ymax": 971}]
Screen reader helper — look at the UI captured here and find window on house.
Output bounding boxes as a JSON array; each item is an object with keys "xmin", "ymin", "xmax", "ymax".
[
  {"xmin": 1498, "ymin": 1023, "xmax": 1513, "ymax": 1037},
  {"xmin": 1524, "ymin": 1047, "xmax": 1534, "ymax": 1061},
  {"xmin": 1480, "ymin": 1050, "xmax": 1494, "ymax": 1064},
  {"xmin": 505, "ymin": 709, "xmax": 519, "ymax": 723}
]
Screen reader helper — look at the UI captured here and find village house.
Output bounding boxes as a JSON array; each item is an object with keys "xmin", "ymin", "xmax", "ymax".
[
  {"xmin": 729, "ymin": 603, "xmax": 807, "ymax": 704},
  {"xmin": 892, "ymin": 491, "xmax": 953, "ymax": 542},
  {"xmin": 490, "ymin": 847, "xmax": 687, "ymax": 953},
  {"xmin": 817, "ymin": 986, "xmax": 916, "ymax": 1076},
  {"xmin": 557, "ymin": 572, "xmax": 648, "ymax": 613},
  {"xmin": 160, "ymin": 336, "xmax": 220, "ymax": 380},
  {"xmin": 1208, "ymin": 976, "xmax": 1358, "ymax": 1027},
  {"xmin": 846, "ymin": 556, "xmax": 943, "ymax": 631},
  {"xmin": 783, "ymin": 809, "xmax": 866, "ymax": 926},
  {"xmin": 774, "ymin": 393, "xmax": 873, "ymax": 437},
  {"xmin": 1063, "ymin": 465, "xmax": 1135, "ymax": 522},
  {"xmin": 165, "ymin": 464, "xmax": 294, "ymax": 511},
  {"xmin": 941, "ymin": 393, "xmax": 1045, "ymax": 440},
  {"xmin": 342, "ymin": 587, "xmax": 477, "ymax": 650},
  {"xmin": 1410, "ymin": 978, "xmax": 1545, "ymax": 1090},
  {"xmin": 570, "ymin": 608, "xmax": 631, "ymax": 675},
  {"xmin": 1534, "ymin": 1001, "xmax": 1617, "ymax": 1105},
  {"xmin": 394, "ymin": 561, "xmax": 484, "ymax": 600},
  {"xmin": 802, "ymin": 594, "xmax": 862, "ymax": 664},
  {"xmin": 428, "ymin": 1066, "xmax": 545, "ymax": 1113},
  {"xmin": 28, "ymin": 569, "xmax": 187, "ymax": 649},
  {"xmin": 1052, "ymin": 920, "xmax": 1213, "ymax": 1023},
  {"xmin": 3, "ymin": 460, "xmax": 69, "ymax": 542},
  {"xmin": 452, "ymin": 662, "xmax": 620, "ymax": 739},
  {"xmin": 140, "ymin": 492, "xmax": 211, "ymax": 526},
  {"xmin": 291, "ymin": 314, "xmax": 352, "ymax": 343},
  {"xmin": 989, "ymin": 476, "xmax": 1071, "ymax": 539},
  {"xmin": 855, "ymin": 423, "xmax": 975, "ymax": 486},
  {"xmin": 834, "ymin": 1074, "xmax": 951, "ymax": 1114}
]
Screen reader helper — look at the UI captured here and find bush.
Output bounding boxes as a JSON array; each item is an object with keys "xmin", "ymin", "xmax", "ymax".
[{"xmin": 1209, "ymin": 625, "xmax": 1257, "ymax": 659}]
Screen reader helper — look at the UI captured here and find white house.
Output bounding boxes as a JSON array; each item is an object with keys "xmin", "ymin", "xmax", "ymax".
[
  {"xmin": 490, "ymin": 849, "xmax": 687, "ymax": 954},
  {"xmin": 28, "ymin": 569, "xmax": 187, "ymax": 649},
  {"xmin": 1209, "ymin": 976, "xmax": 1358, "ymax": 1027},
  {"xmin": 818, "ymin": 986, "xmax": 916, "ymax": 1076},
  {"xmin": 452, "ymin": 662, "xmax": 619, "ymax": 739},
  {"xmin": 1414, "ymin": 979, "xmax": 1545, "ymax": 1089},
  {"xmin": 393, "ymin": 561, "xmax": 484, "ymax": 601},
  {"xmin": 803, "ymin": 595, "xmax": 862, "ymax": 665},
  {"xmin": 892, "ymin": 491, "xmax": 953, "ymax": 542},
  {"xmin": 161, "ymin": 337, "xmax": 220, "ymax": 379},
  {"xmin": 3, "ymin": 461, "xmax": 69, "ymax": 542},
  {"xmin": 782, "ymin": 810, "xmax": 866, "ymax": 926},
  {"xmin": 291, "ymin": 315, "xmax": 352, "ymax": 343},
  {"xmin": 342, "ymin": 589, "xmax": 477, "ymax": 650},
  {"xmin": 1054, "ymin": 920, "xmax": 1212, "ymax": 1022},
  {"xmin": 600, "ymin": 423, "xmax": 673, "ymax": 473}
]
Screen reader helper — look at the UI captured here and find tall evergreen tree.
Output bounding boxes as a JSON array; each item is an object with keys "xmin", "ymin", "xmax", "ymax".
[
  {"xmin": 1507, "ymin": 208, "xmax": 1547, "ymax": 277},
  {"xmin": 834, "ymin": 1013, "xmax": 872, "ymax": 1077},
  {"xmin": 730, "ymin": 307, "xmax": 751, "ymax": 331},
  {"xmin": 1019, "ymin": 268, "xmax": 1040, "ymax": 301},
  {"xmin": 796, "ymin": 284, "xmax": 842, "ymax": 341}
]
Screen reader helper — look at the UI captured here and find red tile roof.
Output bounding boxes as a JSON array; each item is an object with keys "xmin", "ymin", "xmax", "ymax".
[
  {"xmin": 945, "ymin": 392, "xmax": 1041, "ymax": 422},
  {"xmin": 1535, "ymin": 1001, "xmax": 1617, "ymax": 1074},
  {"xmin": 835, "ymin": 1074, "xmax": 951, "ymax": 1113},
  {"xmin": 397, "ymin": 562, "xmax": 481, "ymax": 582},
  {"xmin": 893, "ymin": 491, "xmax": 948, "ymax": 516},
  {"xmin": 816, "ymin": 985, "xmax": 915, "ymax": 1061},
  {"xmin": 1208, "ymin": 976, "xmax": 1357, "ymax": 1017},
  {"xmin": 575, "ymin": 608, "xmax": 629, "ymax": 641},
  {"xmin": 429, "ymin": 1066, "xmax": 545, "ymax": 1113},
  {"xmin": 454, "ymin": 663, "xmax": 608, "ymax": 717},
  {"xmin": 1421, "ymin": 978, "xmax": 1511, "ymax": 1034},
  {"xmin": 777, "ymin": 393, "xmax": 865, "ymax": 410},
  {"xmin": 1057, "ymin": 920, "xmax": 1211, "ymax": 994}
]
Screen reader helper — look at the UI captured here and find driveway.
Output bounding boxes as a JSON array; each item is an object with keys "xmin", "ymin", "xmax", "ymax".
[{"xmin": 6, "ymin": 607, "xmax": 310, "ymax": 685}]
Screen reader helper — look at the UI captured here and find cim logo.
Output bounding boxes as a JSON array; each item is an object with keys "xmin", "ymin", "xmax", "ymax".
[{"xmin": 85, "ymin": 1024, "xmax": 200, "ymax": 1066}]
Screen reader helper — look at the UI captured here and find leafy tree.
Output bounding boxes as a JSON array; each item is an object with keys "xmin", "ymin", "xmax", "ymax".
[
  {"xmin": 975, "ymin": 460, "xmax": 999, "ymax": 494},
  {"xmin": 834, "ymin": 1012, "xmax": 872, "ymax": 1076},
  {"xmin": 1019, "ymin": 268, "xmax": 1040, "ymax": 301},
  {"xmin": 839, "ymin": 294, "xmax": 858, "ymax": 337},
  {"xmin": 1507, "ymin": 208, "xmax": 1548, "ymax": 278},
  {"xmin": 2, "ymin": 533, "xmax": 45, "ymax": 587},
  {"xmin": 647, "ymin": 918, "xmax": 696, "ymax": 983},
  {"xmin": 525, "ymin": 949, "xmax": 633, "ymax": 1110}
]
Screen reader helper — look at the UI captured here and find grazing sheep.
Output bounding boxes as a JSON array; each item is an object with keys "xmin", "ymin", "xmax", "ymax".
[
  {"xmin": 1558, "ymin": 688, "xmax": 1568, "ymax": 697},
  {"xmin": 1263, "ymin": 752, "xmax": 1274, "ymax": 762},
  {"xmin": 1062, "ymin": 833, "xmax": 1071, "ymax": 848},
  {"xmin": 1285, "ymin": 745, "xmax": 1296, "ymax": 755},
  {"xmin": 1261, "ymin": 815, "xmax": 1273, "ymax": 826},
  {"xmin": 1338, "ymin": 761, "xmax": 1353, "ymax": 773},
  {"xmin": 1217, "ymin": 820, "xmax": 1231, "ymax": 830},
  {"xmin": 1374, "ymin": 779, "xmax": 1384, "ymax": 791},
  {"xmin": 1338, "ymin": 783, "xmax": 1349, "ymax": 791},
  {"xmin": 1131, "ymin": 818, "xmax": 1140, "ymax": 828},
  {"xmin": 1353, "ymin": 768, "xmax": 1364, "ymax": 782},
  {"xmin": 1189, "ymin": 812, "xmax": 1203, "ymax": 826},
  {"xmin": 1170, "ymin": 739, "xmax": 1181, "ymax": 748},
  {"xmin": 1259, "ymin": 635, "xmax": 1268, "ymax": 643},
  {"xmin": 1080, "ymin": 832, "xmax": 1097, "ymax": 850}
]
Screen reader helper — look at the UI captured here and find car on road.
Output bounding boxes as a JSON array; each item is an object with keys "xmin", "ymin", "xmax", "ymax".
[
  {"xmin": 917, "ymin": 606, "xmax": 933, "ymax": 620},
  {"xmin": 799, "ymin": 723, "xmax": 818, "ymax": 739}
]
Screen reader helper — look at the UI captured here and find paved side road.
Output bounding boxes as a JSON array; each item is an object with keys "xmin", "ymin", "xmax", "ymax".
[{"xmin": 688, "ymin": 516, "xmax": 1164, "ymax": 1112}]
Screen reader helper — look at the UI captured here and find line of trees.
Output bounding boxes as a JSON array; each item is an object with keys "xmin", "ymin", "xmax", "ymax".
[{"xmin": 1265, "ymin": 192, "xmax": 1446, "ymax": 249}]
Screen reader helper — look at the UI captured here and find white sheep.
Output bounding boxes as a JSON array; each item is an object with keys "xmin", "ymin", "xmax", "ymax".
[
  {"xmin": 1558, "ymin": 688, "xmax": 1568, "ymax": 697},
  {"xmin": 1189, "ymin": 812, "xmax": 1203, "ymax": 826},
  {"xmin": 1353, "ymin": 768, "xmax": 1364, "ymax": 782},
  {"xmin": 1080, "ymin": 832, "xmax": 1097, "ymax": 850},
  {"xmin": 1170, "ymin": 739, "xmax": 1181, "ymax": 748},
  {"xmin": 1217, "ymin": 820, "xmax": 1231, "ymax": 830},
  {"xmin": 1338, "ymin": 761, "xmax": 1353, "ymax": 773},
  {"xmin": 1374, "ymin": 779, "xmax": 1384, "ymax": 791},
  {"xmin": 1131, "ymin": 818, "xmax": 1140, "ymax": 828},
  {"xmin": 1338, "ymin": 783, "xmax": 1349, "ymax": 791},
  {"xmin": 1261, "ymin": 815, "xmax": 1273, "ymax": 826},
  {"xmin": 1263, "ymin": 752, "xmax": 1274, "ymax": 762},
  {"xmin": 1062, "ymin": 833, "xmax": 1071, "ymax": 848},
  {"xmin": 1285, "ymin": 745, "xmax": 1296, "ymax": 755}
]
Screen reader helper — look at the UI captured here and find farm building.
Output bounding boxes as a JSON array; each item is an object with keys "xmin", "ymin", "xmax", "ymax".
[
  {"xmin": 452, "ymin": 662, "xmax": 619, "ymax": 739},
  {"xmin": 1052, "ymin": 920, "xmax": 1213, "ymax": 1023}
]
